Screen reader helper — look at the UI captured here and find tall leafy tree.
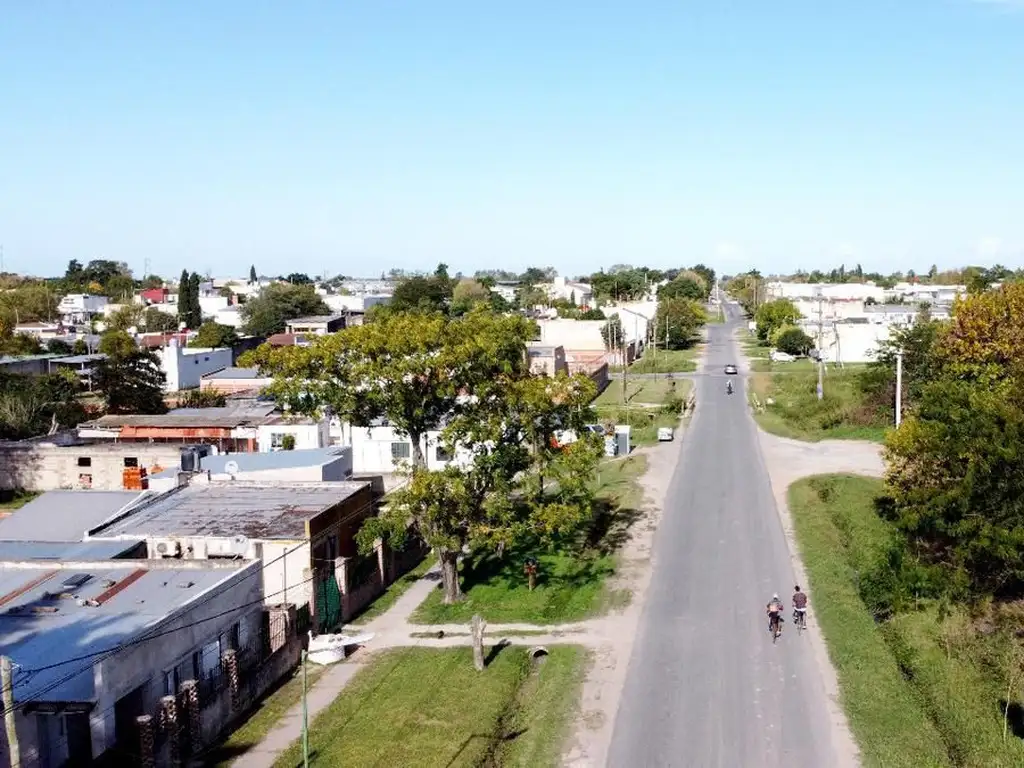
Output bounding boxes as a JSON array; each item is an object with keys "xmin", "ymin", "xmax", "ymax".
[
  {"xmin": 754, "ymin": 299, "xmax": 801, "ymax": 342},
  {"xmin": 187, "ymin": 273, "xmax": 203, "ymax": 328},
  {"xmin": 249, "ymin": 265, "xmax": 258, "ymax": 284},
  {"xmin": 658, "ymin": 276, "xmax": 705, "ymax": 302},
  {"xmin": 655, "ymin": 298, "xmax": 707, "ymax": 349},
  {"xmin": 240, "ymin": 283, "xmax": 330, "ymax": 336},
  {"xmin": 94, "ymin": 332, "xmax": 166, "ymax": 414},
  {"xmin": 178, "ymin": 269, "xmax": 193, "ymax": 326},
  {"xmin": 189, "ymin": 321, "xmax": 238, "ymax": 348}
]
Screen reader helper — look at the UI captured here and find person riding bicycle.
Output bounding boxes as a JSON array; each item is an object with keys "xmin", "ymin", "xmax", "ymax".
[
  {"xmin": 726, "ymin": 380, "xmax": 733, "ymax": 395},
  {"xmin": 792, "ymin": 585, "xmax": 808, "ymax": 626},
  {"xmin": 766, "ymin": 593, "xmax": 784, "ymax": 634}
]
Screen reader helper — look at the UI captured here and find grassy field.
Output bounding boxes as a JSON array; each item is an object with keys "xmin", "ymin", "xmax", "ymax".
[
  {"xmin": 0, "ymin": 490, "xmax": 39, "ymax": 511},
  {"xmin": 789, "ymin": 475, "xmax": 1024, "ymax": 768},
  {"xmin": 273, "ymin": 647, "xmax": 588, "ymax": 768},
  {"xmin": 746, "ymin": 360, "xmax": 888, "ymax": 442},
  {"xmin": 346, "ymin": 554, "xmax": 434, "ymax": 626},
  {"xmin": 205, "ymin": 664, "xmax": 327, "ymax": 767},
  {"xmin": 594, "ymin": 377, "xmax": 691, "ymax": 446},
  {"xmin": 413, "ymin": 454, "xmax": 648, "ymax": 624},
  {"xmin": 624, "ymin": 346, "xmax": 700, "ymax": 374}
]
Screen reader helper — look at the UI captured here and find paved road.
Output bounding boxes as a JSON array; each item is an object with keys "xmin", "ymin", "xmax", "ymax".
[{"xmin": 606, "ymin": 303, "xmax": 838, "ymax": 767}]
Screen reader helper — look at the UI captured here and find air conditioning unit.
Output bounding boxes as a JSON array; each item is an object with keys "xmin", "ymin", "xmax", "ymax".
[{"xmin": 152, "ymin": 539, "xmax": 182, "ymax": 558}]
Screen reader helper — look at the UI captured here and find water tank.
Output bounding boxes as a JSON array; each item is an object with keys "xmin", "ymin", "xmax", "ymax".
[{"xmin": 180, "ymin": 448, "xmax": 197, "ymax": 473}]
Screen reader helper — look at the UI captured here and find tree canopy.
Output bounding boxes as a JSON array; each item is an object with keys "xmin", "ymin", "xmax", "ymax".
[
  {"xmin": 189, "ymin": 321, "xmax": 239, "ymax": 349},
  {"xmin": 754, "ymin": 299, "xmax": 801, "ymax": 343},
  {"xmin": 241, "ymin": 283, "xmax": 330, "ymax": 336},
  {"xmin": 655, "ymin": 298, "xmax": 706, "ymax": 349}
]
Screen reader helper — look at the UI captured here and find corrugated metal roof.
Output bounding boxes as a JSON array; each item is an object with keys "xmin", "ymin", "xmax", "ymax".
[
  {"xmin": 0, "ymin": 492, "xmax": 147, "ymax": 542},
  {"xmin": 202, "ymin": 367, "xmax": 267, "ymax": 380},
  {"xmin": 90, "ymin": 481, "xmax": 369, "ymax": 539},
  {"xmin": 50, "ymin": 354, "xmax": 107, "ymax": 364},
  {"xmin": 199, "ymin": 447, "xmax": 348, "ymax": 474},
  {"xmin": 0, "ymin": 563, "xmax": 254, "ymax": 704},
  {"xmin": 0, "ymin": 540, "xmax": 139, "ymax": 561}
]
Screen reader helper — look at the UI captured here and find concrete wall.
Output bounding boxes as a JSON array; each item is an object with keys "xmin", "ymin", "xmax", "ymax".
[
  {"xmin": 158, "ymin": 345, "xmax": 233, "ymax": 392},
  {"xmin": 0, "ymin": 442, "xmax": 183, "ymax": 491},
  {"xmin": 349, "ymin": 425, "xmax": 473, "ymax": 473},
  {"xmin": 256, "ymin": 421, "xmax": 328, "ymax": 452},
  {"xmin": 87, "ymin": 562, "xmax": 264, "ymax": 761},
  {"xmin": 536, "ymin": 319, "xmax": 607, "ymax": 351}
]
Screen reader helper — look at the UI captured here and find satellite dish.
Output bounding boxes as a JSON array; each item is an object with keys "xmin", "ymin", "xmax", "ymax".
[{"xmin": 224, "ymin": 460, "xmax": 239, "ymax": 476}]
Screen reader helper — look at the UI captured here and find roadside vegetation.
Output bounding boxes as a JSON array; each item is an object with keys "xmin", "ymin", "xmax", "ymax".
[
  {"xmin": 0, "ymin": 490, "xmax": 39, "ymax": 511},
  {"xmin": 346, "ymin": 554, "xmax": 434, "ymax": 626},
  {"xmin": 412, "ymin": 454, "xmax": 647, "ymax": 624},
  {"xmin": 593, "ymin": 377, "xmax": 691, "ymax": 446},
  {"xmin": 790, "ymin": 475, "xmax": 1024, "ymax": 767},
  {"xmin": 273, "ymin": 646, "xmax": 587, "ymax": 768}
]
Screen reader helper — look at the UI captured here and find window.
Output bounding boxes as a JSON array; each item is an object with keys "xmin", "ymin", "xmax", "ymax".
[
  {"xmin": 77, "ymin": 457, "xmax": 91, "ymax": 467},
  {"xmin": 78, "ymin": 473, "xmax": 92, "ymax": 489},
  {"xmin": 123, "ymin": 457, "xmax": 138, "ymax": 468},
  {"xmin": 391, "ymin": 442, "xmax": 411, "ymax": 461},
  {"xmin": 435, "ymin": 446, "xmax": 452, "ymax": 463},
  {"xmin": 270, "ymin": 433, "xmax": 286, "ymax": 450}
]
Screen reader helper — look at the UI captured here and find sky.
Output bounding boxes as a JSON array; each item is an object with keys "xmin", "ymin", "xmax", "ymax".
[{"xmin": 1, "ymin": 1, "xmax": 1023, "ymax": 280}]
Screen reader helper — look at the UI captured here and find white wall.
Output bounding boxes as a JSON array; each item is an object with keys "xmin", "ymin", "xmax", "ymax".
[
  {"xmin": 349, "ymin": 425, "xmax": 472, "ymax": 473},
  {"xmin": 256, "ymin": 420, "xmax": 329, "ymax": 452},
  {"xmin": 536, "ymin": 319, "xmax": 606, "ymax": 351},
  {"xmin": 198, "ymin": 295, "xmax": 230, "ymax": 318},
  {"xmin": 323, "ymin": 294, "xmax": 391, "ymax": 313},
  {"xmin": 158, "ymin": 344, "xmax": 233, "ymax": 391}
]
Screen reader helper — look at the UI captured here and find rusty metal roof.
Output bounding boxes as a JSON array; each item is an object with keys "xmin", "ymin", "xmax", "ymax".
[{"xmin": 88, "ymin": 482, "xmax": 369, "ymax": 540}]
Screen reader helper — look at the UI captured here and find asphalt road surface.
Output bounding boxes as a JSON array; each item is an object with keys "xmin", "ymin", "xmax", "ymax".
[{"xmin": 606, "ymin": 304, "xmax": 839, "ymax": 767}]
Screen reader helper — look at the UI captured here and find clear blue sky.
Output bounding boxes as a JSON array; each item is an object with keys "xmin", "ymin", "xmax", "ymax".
[{"xmin": 2, "ymin": 1, "xmax": 1022, "ymax": 279}]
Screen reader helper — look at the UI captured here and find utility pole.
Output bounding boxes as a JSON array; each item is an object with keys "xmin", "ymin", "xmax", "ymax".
[
  {"xmin": 816, "ymin": 294, "xmax": 825, "ymax": 401},
  {"xmin": 2, "ymin": 656, "xmax": 21, "ymax": 768},
  {"xmin": 895, "ymin": 350, "xmax": 904, "ymax": 427},
  {"xmin": 301, "ymin": 650, "xmax": 310, "ymax": 768}
]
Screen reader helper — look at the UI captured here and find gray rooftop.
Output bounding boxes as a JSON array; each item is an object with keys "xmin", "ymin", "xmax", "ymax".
[
  {"xmin": 89, "ymin": 481, "xmax": 369, "ymax": 540},
  {"xmin": 85, "ymin": 404, "xmax": 277, "ymax": 429},
  {"xmin": 0, "ymin": 353, "xmax": 62, "ymax": 365},
  {"xmin": 287, "ymin": 314, "xmax": 345, "ymax": 324},
  {"xmin": 0, "ymin": 492, "xmax": 147, "ymax": 542},
  {"xmin": 0, "ymin": 563, "xmax": 253, "ymax": 704},
  {"xmin": 199, "ymin": 447, "xmax": 349, "ymax": 474},
  {"xmin": 0, "ymin": 540, "xmax": 140, "ymax": 561},
  {"xmin": 201, "ymin": 367, "xmax": 268, "ymax": 380},
  {"xmin": 50, "ymin": 353, "xmax": 108, "ymax": 365}
]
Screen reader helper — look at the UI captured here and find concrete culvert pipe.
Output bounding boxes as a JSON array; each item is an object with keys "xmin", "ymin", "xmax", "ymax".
[{"xmin": 528, "ymin": 646, "xmax": 549, "ymax": 662}]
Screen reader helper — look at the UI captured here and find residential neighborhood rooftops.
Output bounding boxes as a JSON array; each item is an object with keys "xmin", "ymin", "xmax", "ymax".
[
  {"xmin": 0, "ymin": 561, "xmax": 256, "ymax": 704},
  {"xmin": 88, "ymin": 481, "xmax": 370, "ymax": 540},
  {"xmin": 82, "ymin": 403, "xmax": 279, "ymax": 430},
  {"xmin": 202, "ymin": 367, "xmax": 267, "ymax": 380},
  {"xmin": 0, "ymin": 540, "xmax": 140, "ymax": 561},
  {"xmin": 287, "ymin": 314, "xmax": 345, "ymax": 324},
  {"xmin": 49, "ymin": 353, "xmax": 107, "ymax": 365},
  {"xmin": 198, "ymin": 447, "xmax": 348, "ymax": 474},
  {"xmin": 0, "ymin": 491, "xmax": 148, "ymax": 542}
]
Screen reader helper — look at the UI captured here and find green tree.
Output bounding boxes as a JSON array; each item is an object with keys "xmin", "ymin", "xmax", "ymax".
[
  {"xmin": 98, "ymin": 330, "xmax": 137, "ymax": 359},
  {"xmin": 450, "ymin": 279, "xmax": 492, "ymax": 315},
  {"xmin": 141, "ymin": 275, "xmax": 164, "ymax": 290},
  {"xmin": 189, "ymin": 321, "xmax": 238, "ymax": 349},
  {"xmin": 690, "ymin": 264, "xmax": 716, "ymax": 296},
  {"xmin": 250, "ymin": 265, "xmax": 258, "ymax": 284},
  {"xmin": 105, "ymin": 303, "xmax": 145, "ymax": 332},
  {"xmin": 177, "ymin": 388, "xmax": 226, "ymax": 408},
  {"xmin": 286, "ymin": 273, "xmax": 312, "ymax": 285},
  {"xmin": 240, "ymin": 283, "xmax": 330, "ymax": 336},
  {"xmin": 858, "ymin": 308, "xmax": 946, "ymax": 414},
  {"xmin": 178, "ymin": 270, "xmax": 192, "ymax": 327},
  {"xmin": 390, "ymin": 275, "xmax": 450, "ymax": 314},
  {"xmin": 754, "ymin": 299, "xmax": 801, "ymax": 342},
  {"xmin": 94, "ymin": 349, "xmax": 167, "ymax": 415},
  {"xmin": 0, "ymin": 371, "xmax": 84, "ymax": 439},
  {"xmin": 772, "ymin": 325, "xmax": 814, "ymax": 356},
  {"xmin": 245, "ymin": 308, "xmax": 536, "ymax": 469},
  {"xmin": 144, "ymin": 307, "xmax": 180, "ymax": 333},
  {"xmin": 187, "ymin": 273, "xmax": 203, "ymax": 328},
  {"xmin": 658, "ymin": 276, "xmax": 705, "ymax": 302},
  {"xmin": 0, "ymin": 334, "xmax": 43, "ymax": 357},
  {"xmin": 656, "ymin": 298, "xmax": 706, "ymax": 349},
  {"xmin": 46, "ymin": 339, "xmax": 72, "ymax": 355}
]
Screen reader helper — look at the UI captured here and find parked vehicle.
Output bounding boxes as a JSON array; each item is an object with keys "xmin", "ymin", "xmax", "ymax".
[{"xmin": 657, "ymin": 427, "xmax": 674, "ymax": 442}]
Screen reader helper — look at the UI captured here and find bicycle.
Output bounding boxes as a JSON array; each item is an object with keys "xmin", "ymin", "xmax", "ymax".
[
  {"xmin": 769, "ymin": 613, "xmax": 783, "ymax": 643},
  {"xmin": 793, "ymin": 609, "xmax": 807, "ymax": 634}
]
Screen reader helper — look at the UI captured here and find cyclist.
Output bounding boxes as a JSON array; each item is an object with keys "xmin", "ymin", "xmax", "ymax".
[
  {"xmin": 792, "ymin": 585, "xmax": 808, "ymax": 628},
  {"xmin": 766, "ymin": 593, "xmax": 784, "ymax": 636},
  {"xmin": 726, "ymin": 380, "xmax": 733, "ymax": 395}
]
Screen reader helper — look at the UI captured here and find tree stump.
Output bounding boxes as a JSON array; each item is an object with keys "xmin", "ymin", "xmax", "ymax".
[{"xmin": 471, "ymin": 614, "xmax": 487, "ymax": 671}]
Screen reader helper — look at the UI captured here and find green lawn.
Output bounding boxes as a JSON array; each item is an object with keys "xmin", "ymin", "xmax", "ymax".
[
  {"xmin": 346, "ymin": 554, "xmax": 435, "ymax": 626},
  {"xmin": 204, "ymin": 664, "xmax": 327, "ymax": 767},
  {"xmin": 747, "ymin": 365, "xmax": 888, "ymax": 442},
  {"xmin": 0, "ymin": 490, "xmax": 39, "ymax": 511},
  {"xmin": 412, "ymin": 454, "xmax": 648, "ymax": 625},
  {"xmin": 790, "ymin": 475, "xmax": 1024, "ymax": 768},
  {"xmin": 594, "ymin": 378, "xmax": 691, "ymax": 446},
  {"xmin": 624, "ymin": 346, "xmax": 700, "ymax": 374},
  {"xmin": 273, "ymin": 647, "xmax": 588, "ymax": 768}
]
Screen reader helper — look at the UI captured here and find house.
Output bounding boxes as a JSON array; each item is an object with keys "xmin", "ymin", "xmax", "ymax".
[
  {"xmin": 525, "ymin": 343, "xmax": 568, "ymax": 377},
  {"xmin": 322, "ymin": 294, "xmax": 391, "ymax": 314},
  {"xmin": 535, "ymin": 318, "xmax": 636, "ymax": 367},
  {"xmin": 47, "ymin": 353, "xmax": 107, "ymax": 390},
  {"xmin": 12, "ymin": 322, "xmax": 63, "ymax": 340},
  {"xmin": 155, "ymin": 342, "xmax": 233, "ymax": 392},
  {"xmin": 200, "ymin": 367, "xmax": 274, "ymax": 395},
  {"xmin": 78, "ymin": 404, "xmax": 328, "ymax": 455},
  {"xmin": 0, "ymin": 558, "xmax": 266, "ymax": 767},
  {"xmin": 266, "ymin": 333, "xmax": 311, "ymax": 347},
  {"xmin": 86, "ymin": 481, "xmax": 379, "ymax": 630},
  {"xmin": 140, "ymin": 287, "xmax": 169, "ymax": 304},
  {"xmin": 57, "ymin": 294, "xmax": 109, "ymax": 325},
  {"xmin": 0, "ymin": 434, "xmax": 183, "ymax": 492},
  {"xmin": 347, "ymin": 421, "xmax": 474, "ymax": 474},
  {"xmin": 148, "ymin": 447, "xmax": 355, "ymax": 490},
  {"xmin": 0, "ymin": 353, "xmax": 62, "ymax": 377},
  {"xmin": 546, "ymin": 276, "xmax": 594, "ymax": 308},
  {"xmin": 284, "ymin": 315, "xmax": 346, "ymax": 336}
]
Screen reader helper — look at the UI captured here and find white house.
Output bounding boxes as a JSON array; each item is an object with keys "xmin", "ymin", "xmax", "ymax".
[
  {"xmin": 58, "ymin": 294, "xmax": 109, "ymax": 325},
  {"xmin": 546, "ymin": 276, "xmax": 594, "ymax": 307},
  {"xmin": 198, "ymin": 295, "xmax": 230, "ymax": 319},
  {"xmin": 256, "ymin": 416, "xmax": 331, "ymax": 453},
  {"xmin": 348, "ymin": 424, "xmax": 474, "ymax": 474},
  {"xmin": 156, "ymin": 341, "xmax": 233, "ymax": 391},
  {"xmin": 323, "ymin": 294, "xmax": 392, "ymax": 314}
]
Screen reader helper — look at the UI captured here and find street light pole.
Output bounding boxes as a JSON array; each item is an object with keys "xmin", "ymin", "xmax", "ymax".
[
  {"xmin": 301, "ymin": 649, "xmax": 310, "ymax": 768},
  {"xmin": 895, "ymin": 350, "xmax": 904, "ymax": 427}
]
